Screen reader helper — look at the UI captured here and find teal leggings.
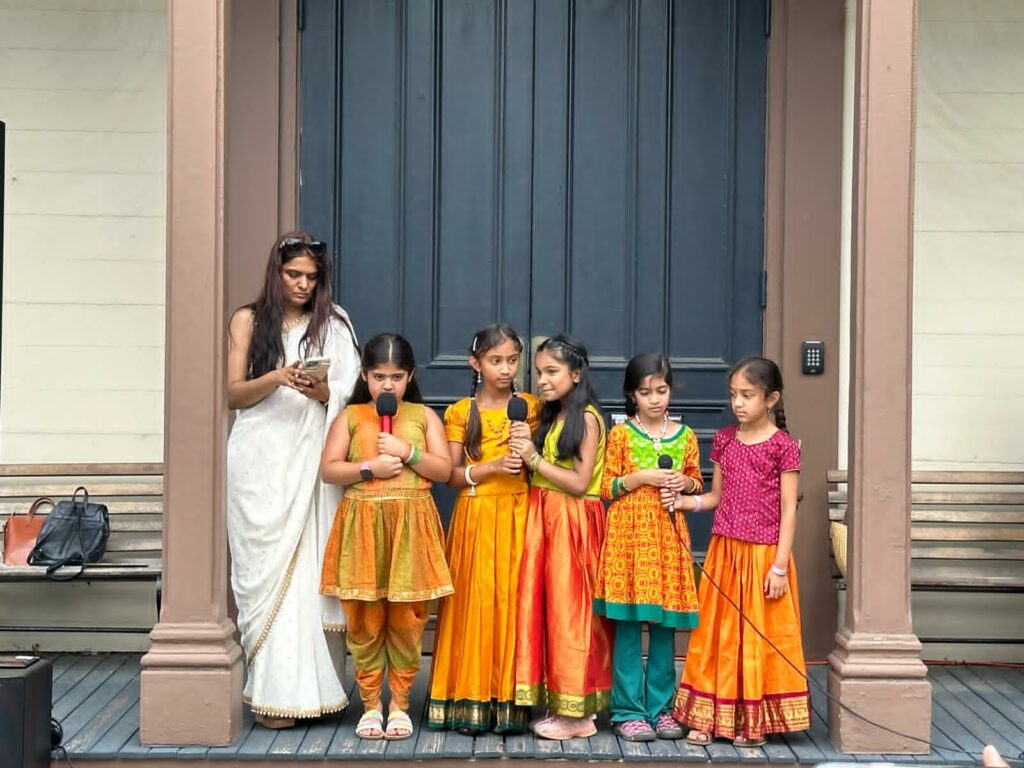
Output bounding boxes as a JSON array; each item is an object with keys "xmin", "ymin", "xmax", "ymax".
[{"xmin": 610, "ymin": 620, "xmax": 677, "ymax": 724}]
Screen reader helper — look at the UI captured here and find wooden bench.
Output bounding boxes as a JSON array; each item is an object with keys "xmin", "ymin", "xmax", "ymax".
[
  {"xmin": 0, "ymin": 463, "xmax": 163, "ymax": 634},
  {"xmin": 827, "ymin": 470, "xmax": 1024, "ymax": 592}
]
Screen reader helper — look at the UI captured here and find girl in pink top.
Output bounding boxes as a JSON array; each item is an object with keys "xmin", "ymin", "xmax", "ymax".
[{"xmin": 662, "ymin": 356, "xmax": 809, "ymax": 747}]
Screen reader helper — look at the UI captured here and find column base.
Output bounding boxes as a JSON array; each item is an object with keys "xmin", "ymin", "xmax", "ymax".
[
  {"xmin": 827, "ymin": 628, "xmax": 931, "ymax": 754},
  {"xmin": 139, "ymin": 618, "xmax": 244, "ymax": 746}
]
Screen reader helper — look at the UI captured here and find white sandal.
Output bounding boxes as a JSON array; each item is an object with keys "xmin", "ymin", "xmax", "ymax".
[
  {"xmin": 356, "ymin": 708, "xmax": 385, "ymax": 739},
  {"xmin": 385, "ymin": 709, "xmax": 414, "ymax": 741}
]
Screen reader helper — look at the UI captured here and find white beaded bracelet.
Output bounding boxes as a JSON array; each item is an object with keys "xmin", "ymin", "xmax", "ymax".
[{"xmin": 770, "ymin": 564, "xmax": 788, "ymax": 577}]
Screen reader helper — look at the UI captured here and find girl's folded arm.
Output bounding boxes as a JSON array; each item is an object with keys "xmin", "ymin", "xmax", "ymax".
[{"xmin": 532, "ymin": 411, "xmax": 602, "ymax": 497}]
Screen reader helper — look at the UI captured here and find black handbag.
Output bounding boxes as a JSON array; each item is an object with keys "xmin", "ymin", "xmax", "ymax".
[{"xmin": 28, "ymin": 486, "xmax": 110, "ymax": 580}]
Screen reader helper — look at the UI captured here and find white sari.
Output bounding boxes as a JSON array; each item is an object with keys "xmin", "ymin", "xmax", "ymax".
[{"xmin": 227, "ymin": 309, "xmax": 360, "ymax": 718}]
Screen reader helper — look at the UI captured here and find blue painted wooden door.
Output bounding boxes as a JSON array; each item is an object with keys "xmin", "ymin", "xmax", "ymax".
[{"xmin": 300, "ymin": 0, "xmax": 768, "ymax": 544}]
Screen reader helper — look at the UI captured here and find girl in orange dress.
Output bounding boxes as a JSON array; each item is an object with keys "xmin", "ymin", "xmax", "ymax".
[
  {"xmin": 595, "ymin": 354, "xmax": 703, "ymax": 741},
  {"xmin": 320, "ymin": 333, "xmax": 454, "ymax": 742},
  {"xmin": 508, "ymin": 334, "xmax": 613, "ymax": 741},
  {"xmin": 664, "ymin": 356, "xmax": 809, "ymax": 747},
  {"xmin": 429, "ymin": 324, "xmax": 541, "ymax": 735}
]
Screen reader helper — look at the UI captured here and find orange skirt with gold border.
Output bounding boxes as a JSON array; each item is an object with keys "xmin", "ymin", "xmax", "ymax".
[
  {"xmin": 514, "ymin": 487, "xmax": 612, "ymax": 717},
  {"xmin": 673, "ymin": 535, "xmax": 810, "ymax": 740}
]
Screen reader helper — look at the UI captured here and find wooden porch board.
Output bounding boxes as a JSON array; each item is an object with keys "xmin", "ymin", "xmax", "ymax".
[{"xmin": 40, "ymin": 654, "xmax": 1007, "ymax": 765}]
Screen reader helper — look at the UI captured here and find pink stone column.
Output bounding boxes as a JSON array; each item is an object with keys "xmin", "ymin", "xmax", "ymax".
[
  {"xmin": 139, "ymin": 0, "xmax": 244, "ymax": 746},
  {"xmin": 827, "ymin": 0, "xmax": 931, "ymax": 754}
]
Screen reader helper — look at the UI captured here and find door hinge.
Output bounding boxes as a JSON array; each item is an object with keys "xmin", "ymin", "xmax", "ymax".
[
  {"xmin": 765, "ymin": 0, "xmax": 772, "ymax": 38},
  {"xmin": 760, "ymin": 270, "xmax": 768, "ymax": 308}
]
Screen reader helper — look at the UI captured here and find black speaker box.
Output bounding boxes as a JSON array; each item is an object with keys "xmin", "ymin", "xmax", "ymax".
[{"xmin": 0, "ymin": 657, "xmax": 52, "ymax": 768}]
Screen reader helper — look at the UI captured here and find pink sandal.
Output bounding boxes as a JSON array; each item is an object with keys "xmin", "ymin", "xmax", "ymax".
[
  {"xmin": 613, "ymin": 719, "xmax": 656, "ymax": 742},
  {"xmin": 532, "ymin": 715, "xmax": 597, "ymax": 740}
]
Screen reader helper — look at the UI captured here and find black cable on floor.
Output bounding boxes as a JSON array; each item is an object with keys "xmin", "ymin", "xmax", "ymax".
[{"xmin": 679, "ymin": 534, "xmax": 1024, "ymax": 766}]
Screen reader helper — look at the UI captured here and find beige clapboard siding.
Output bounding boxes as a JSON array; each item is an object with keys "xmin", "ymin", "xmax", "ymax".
[
  {"xmin": 912, "ymin": 2, "xmax": 1024, "ymax": 472},
  {"xmin": 0, "ymin": 2, "xmax": 166, "ymax": 463}
]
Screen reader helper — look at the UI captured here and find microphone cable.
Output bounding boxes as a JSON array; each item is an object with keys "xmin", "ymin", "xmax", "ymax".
[{"xmin": 672, "ymin": 526, "xmax": 1024, "ymax": 767}]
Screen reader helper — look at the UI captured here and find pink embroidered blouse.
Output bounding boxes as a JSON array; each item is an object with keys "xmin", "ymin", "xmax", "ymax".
[{"xmin": 709, "ymin": 425, "xmax": 801, "ymax": 545}]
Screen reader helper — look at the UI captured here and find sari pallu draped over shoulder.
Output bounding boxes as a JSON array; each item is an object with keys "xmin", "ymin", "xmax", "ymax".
[{"xmin": 227, "ymin": 308, "xmax": 360, "ymax": 718}]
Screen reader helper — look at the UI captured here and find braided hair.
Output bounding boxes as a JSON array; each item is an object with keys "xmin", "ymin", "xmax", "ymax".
[
  {"xmin": 464, "ymin": 324, "xmax": 523, "ymax": 461},
  {"xmin": 533, "ymin": 334, "xmax": 604, "ymax": 461},
  {"xmin": 729, "ymin": 356, "xmax": 788, "ymax": 433}
]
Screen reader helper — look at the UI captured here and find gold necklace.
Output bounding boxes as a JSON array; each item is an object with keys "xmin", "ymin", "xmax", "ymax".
[
  {"xmin": 476, "ymin": 397, "xmax": 511, "ymax": 444},
  {"xmin": 282, "ymin": 312, "xmax": 311, "ymax": 334},
  {"xmin": 633, "ymin": 414, "xmax": 669, "ymax": 452}
]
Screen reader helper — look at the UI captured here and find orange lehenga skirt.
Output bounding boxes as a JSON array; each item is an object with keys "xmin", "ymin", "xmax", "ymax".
[
  {"xmin": 514, "ymin": 487, "xmax": 613, "ymax": 717},
  {"xmin": 673, "ymin": 534, "xmax": 810, "ymax": 740},
  {"xmin": 428, "ymin": 487, "xmax": 531, "ymax": 733}
]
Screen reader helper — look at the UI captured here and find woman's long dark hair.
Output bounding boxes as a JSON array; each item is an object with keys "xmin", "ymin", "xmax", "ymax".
[
  {"xmin": 245, "ymin": 231, "xmax": 345, "ymax": 379},
  {"xmin": 348, "ymin": 333, "xmax": 425, "ymax": 405},
  {"xmin": 464, "ymin": 324, "xmax": 523, "ymax": 461},
  {"xmin": 533, "ymin": 334, "xmax": 603, "ymax": 461},
  {"xmin": 623, "ymin": 353, "xmax": 673, "ymax": 417}
]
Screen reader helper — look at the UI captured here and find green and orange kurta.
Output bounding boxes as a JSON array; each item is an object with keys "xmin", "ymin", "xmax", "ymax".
[
  {"xmin": 594, "ymin": 421, "xmax": 702, "ymax": 626},
  {"xmin": 595, "ymin": 420, "xmax": 702, "ymax": 725}
]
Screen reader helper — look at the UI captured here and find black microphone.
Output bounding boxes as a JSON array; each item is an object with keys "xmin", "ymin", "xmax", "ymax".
[
  {"xmin": 376, "ymin": 392, "xmax": 398, "ymax": 434},
  {"xmin": 507, "ymin": 395, "xmax": 528, "ymax": 422},
  {"xmin": 658, "ymin": 454, "xmax": 676, "ymax": 524}
]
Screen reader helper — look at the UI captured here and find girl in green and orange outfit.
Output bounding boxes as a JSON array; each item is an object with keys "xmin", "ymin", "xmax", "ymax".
[{"xmin": 595, "ymin": 354, "xmax": 703, "ymax": 741}]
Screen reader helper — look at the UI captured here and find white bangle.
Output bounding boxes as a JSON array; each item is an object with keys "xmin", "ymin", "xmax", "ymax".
[
  {"xmin": 770, "ymin": 564, "xmax": 788, "ymax": 577},
  {"xmin": 464, "ymin": 464, "xmax": 478, "ymax": 487},
  {"xmin": 693, "ymin": 494, "xmax": 703, "ymax": 513}
]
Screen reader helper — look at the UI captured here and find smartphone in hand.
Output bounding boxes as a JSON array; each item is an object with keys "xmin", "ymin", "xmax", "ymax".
[{"xmin": 301, "ymin": 357, "xmax": 331, "ymax": 381}]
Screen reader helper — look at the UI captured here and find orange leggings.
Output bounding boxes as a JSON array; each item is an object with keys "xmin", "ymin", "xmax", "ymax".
[{"xmin": 341, "ymin": 599, "xmax": 429, "ymax": 710}]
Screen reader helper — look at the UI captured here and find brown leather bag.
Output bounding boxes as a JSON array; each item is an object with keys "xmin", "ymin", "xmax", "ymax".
[{"xmin": 2, "ymin": 498, "xmax": 53, "ymax": 566}]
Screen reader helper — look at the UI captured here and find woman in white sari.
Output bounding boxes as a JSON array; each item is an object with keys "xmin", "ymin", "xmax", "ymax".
[{"xmin": 227, "ymin": 232, "xmax": 361, "ymax": 728}]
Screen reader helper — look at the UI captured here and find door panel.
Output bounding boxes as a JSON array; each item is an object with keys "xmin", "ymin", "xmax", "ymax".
[{"xmin": 300, "ymin": 0, "xmax": 768, "ymax": 546}]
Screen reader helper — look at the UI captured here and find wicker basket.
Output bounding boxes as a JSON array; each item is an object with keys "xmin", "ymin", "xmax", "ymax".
[{"xmin": 830, "ymin": 521, "xmax": 848, "ymax": 578}]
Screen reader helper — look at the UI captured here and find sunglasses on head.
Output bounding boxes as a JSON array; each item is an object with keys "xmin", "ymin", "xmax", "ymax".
[{"xmin": 280, "ymin": 237, "xmax": 327, "ymax": 258}]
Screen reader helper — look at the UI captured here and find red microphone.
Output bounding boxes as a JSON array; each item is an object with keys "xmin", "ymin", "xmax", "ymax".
[{"xmin": 376, "ymin": 393, "xmax": 398, "ymax": 434}]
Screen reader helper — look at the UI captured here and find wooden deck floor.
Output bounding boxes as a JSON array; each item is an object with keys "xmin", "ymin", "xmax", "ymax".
[{"xmin": 43, "ymin": 653, "xmax": 1023, "ymax": 764}]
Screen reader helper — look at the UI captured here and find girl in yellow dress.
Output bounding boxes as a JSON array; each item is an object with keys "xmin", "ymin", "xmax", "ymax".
[
  {"xmin": 508, "ymin": 334, "xmax": 613, "ymax": 741},
  {"xmin": 595, "ymin": 354, "xmax": 703, "ymax": 741},
  {"xmin": 429, "ymin": 324, "xmax": 541, "ymax": 735},
  {"xmin": 320, "ymin": 333, "xmax": 454, "ymax": 741}
]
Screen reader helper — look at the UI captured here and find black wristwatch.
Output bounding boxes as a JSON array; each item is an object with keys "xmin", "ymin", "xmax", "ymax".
[{"xmin": 359, "ymin": 461, "xmax": 374, "ymax": 482}]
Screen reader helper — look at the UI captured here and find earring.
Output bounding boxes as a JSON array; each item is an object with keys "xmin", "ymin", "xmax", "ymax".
[{"xmin": 476, "ymin": 372, "xmax": 482, "ymax": 386}]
